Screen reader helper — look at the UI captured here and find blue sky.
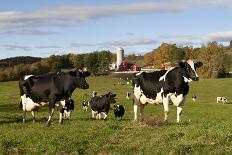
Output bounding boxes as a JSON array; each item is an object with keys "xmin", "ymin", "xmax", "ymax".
[{"xmin": 0, "ymin": 0, "xmax": 232, "ymax": 59}]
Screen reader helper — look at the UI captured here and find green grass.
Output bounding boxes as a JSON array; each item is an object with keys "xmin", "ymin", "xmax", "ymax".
[{"xmin": 0, "ymin": 77, "xmax": 232, "ymax": 154}]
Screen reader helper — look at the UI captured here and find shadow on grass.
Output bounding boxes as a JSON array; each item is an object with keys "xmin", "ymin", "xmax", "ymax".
[
  {"xmin": 0, "ymin": 114, "xmax": 48, "ymax": 125},
  {"xmin": 0, "ymin": 103, "xmax": 21, "ymax": 113}
]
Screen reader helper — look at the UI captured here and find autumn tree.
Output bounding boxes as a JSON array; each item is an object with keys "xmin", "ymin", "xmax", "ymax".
[
  {"xmin": 153, "ymin": 43, "xmax": 186, "ymax": 68},
  {"xmin": 144, "ymin": 52, "xmax": 154, "ymax": 65},
  {"xmin": 197, "ymin": 42, "xmax": 225, "ymax": 78}
]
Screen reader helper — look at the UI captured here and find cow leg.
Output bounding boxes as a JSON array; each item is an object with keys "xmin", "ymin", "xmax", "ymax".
[
  {"xmin": 163, "ymin": 96, "xmax": 170, "ymax": 122},
  {"xmin": 47, "ymin": 103, "xmax": 55, "ymax": 127},
  {"xmin": 177, "ymin": 106, "xmax": 182, "ymax": 123},
  {"xmin": 139, "ymin": 103, "xmax": 145, "ymax": 122},
  {"xmin": 133, "ymin": 98, "xmax": 139, "ymax": 121},
  {"xmin": 102, "ymin": 112, "xmax": 107, "ymax": 119},
  {"xmin": 31, "ymin": 110, "xmax": 36, "ymax": 123},
  {"xmin": 59, "ymin": 108, "xmax": 64, "ymax": 124},
  {"xmin": 92, "ymin": 110, "xmax": 96, "ymax": 118},
  {"xmin": 22, "ymin": 110, "xmax": 26, "ymax": 124}
]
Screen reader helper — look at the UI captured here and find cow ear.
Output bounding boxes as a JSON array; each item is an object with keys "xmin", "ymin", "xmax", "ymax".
[
  {"xmin": 195, "ymin": 62, "xmax": 203, "ymax": 68},
  {"xmin": 179, "ymin": 61, "xmax": 186, "ymax": 68},
  {"xmin": 83, "ymin": 71, "xmax": 91, "ymax": 77}
]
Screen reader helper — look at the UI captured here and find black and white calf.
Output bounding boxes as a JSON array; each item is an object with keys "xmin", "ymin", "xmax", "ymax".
[
  {"xmin": 216, "ymin": 97, "xmax": 227, "ymax": 104},
  {"xmin": 114, "ymin": 104, "xmax": 125, "ymax": 119},
  {"xmin": 133, "ymin": 60, "xmax": 203, "ymax": 123},
  {"xmin": 59, "ymin": 98, "xmax": 74, "ymax": 123},
  {"xmin": 82, "ymin": 100, "xmax": 89, "ymax": 111},
  {"xmin": 19, "ymin": 69, "xmax": 90, "ymax": 126},
  {"xmin": 89, "ymin": 92, "xmax": 116, "ymax": 119}
]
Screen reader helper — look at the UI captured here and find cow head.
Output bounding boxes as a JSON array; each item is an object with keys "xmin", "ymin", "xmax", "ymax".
[
  {"xmin": 70, "ymin": 69, "xmax": 90, "ymax": 89},
  {"xmin": 179, "ymin": 60, "xmax": 203, "ymax": 81},
  {"xmin": 106, "ymin": 92, "xmax": 117, "ymax": 103}
]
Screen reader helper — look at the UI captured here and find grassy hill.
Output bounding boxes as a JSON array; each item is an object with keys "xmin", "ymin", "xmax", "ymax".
[{"xmin": 0, "ymin": 77, "xmax": 232, "ymax": 154}]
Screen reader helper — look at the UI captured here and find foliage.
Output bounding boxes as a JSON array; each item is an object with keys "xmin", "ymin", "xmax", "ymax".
[
  {"xmin": 153, "ymin": 43, "xmax": 186, "ymax": 68},
  {"xmin": 146, "ymin": 41, "xmax": 231, "ymax": 78},
  {"xmin": 197, "ymin": 42, "xmax": 225, "ymax": 78},
  {"xmin": 144, "ymin": 52, "xmax": 154, "ymax": 65}
]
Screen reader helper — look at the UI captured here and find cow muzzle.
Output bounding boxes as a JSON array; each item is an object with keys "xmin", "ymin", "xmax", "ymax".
[
  {"xmin": 82, "ymin": 84, "xmax": 89, "ymax": 89},
  {"xmin": 192, "ymin": 77, "xmax": 199, "ymax": 81}
]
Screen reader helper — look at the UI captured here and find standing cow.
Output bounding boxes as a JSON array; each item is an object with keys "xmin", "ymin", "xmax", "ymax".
[
  {"xmin": 19, "ymin": 69, "xmax": 90, "ymax": 126},
  {"xmin": 89, "ymin": 92, "xmax": 117, "ymax": 119},
  {"xmin": 133, "ymin": 60, "xmax": 202, "ymax": 123}
]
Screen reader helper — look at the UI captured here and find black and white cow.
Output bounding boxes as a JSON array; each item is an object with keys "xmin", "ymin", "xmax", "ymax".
[
  {"xmin": 82, "ymin": 100, "xmax": 89, "ymax": 111},
  {"xmin": 19, "ymin": 69, "xmax": 90, "ymax": 126},
  {"xmin": 59, "ymin": 98, "xmax": 74, "ymax": 123},
  {"xmin": 216, "ymin": 97, "xmax": 227, "ymax": 104},
  {"xmin": 114, "ymin": 104, "xmax": 125, "ymax": 119},
  {"xmin": 89, "ymin": 92, "xmax": 116, "ymax": 119},
  {"xmin": 133, "ymin": 60, "xmax": 203, "ymax": 123}
]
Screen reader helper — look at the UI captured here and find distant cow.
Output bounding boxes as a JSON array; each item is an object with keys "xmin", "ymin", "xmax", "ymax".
[
  {"xmin": 216, "ymin": 97, "xmax": 227, "ymax": 104},
  {"xmin": 82, "ymin": 100, "xmax": 89, "ymax": 111},
  {"xmin": 133, "ymin": 60, "xmax": 203, "ymax": 123},
  {"xmin": 89, "ymin": 92, "xmax": 116, "ymax": 119},
  {"xmin": 19, "ymin": 69, "xmax": 90, "ymax": 126},
  {"xmin": 192, "ymin": 94, "xmax": 197, "ymax": 102},
  {"xmin": 114, "ymin": 104, "xmax": 125, "ymax": 119}
]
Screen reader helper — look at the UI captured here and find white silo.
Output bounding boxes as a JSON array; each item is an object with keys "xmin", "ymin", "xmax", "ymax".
[{"xmin": 116, "ymin": 47, "xmax": 124, "ymax": 70}]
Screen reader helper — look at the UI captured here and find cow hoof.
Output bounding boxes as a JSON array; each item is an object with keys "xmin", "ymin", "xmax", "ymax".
[{"xmin": 47, "ymin": 121, "xmax": 51, "ymax": 127}]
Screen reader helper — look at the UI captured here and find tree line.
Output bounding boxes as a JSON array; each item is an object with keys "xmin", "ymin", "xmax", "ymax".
[
  {"xmin": 144, "ymin": 42, "xmax": 232, "ymax": 78},
  {"xmin": 0, "ymin": 50, "xmax": 113, "ymax": 81}
]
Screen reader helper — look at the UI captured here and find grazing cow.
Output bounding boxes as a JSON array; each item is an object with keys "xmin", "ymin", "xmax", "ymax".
[
  {"xmin": 19, "ymin": 69, "xmax": 90, "ymax": 126},
  {"xmin": 216, "ymin": 97, "xmax": 227, "ymax": 104},
  {"xmin": 59, "ymin": 98, "xmax": 74, "ymax": 123},
  {"xmin": 89, "ymin": 92, "xmax": 116, "ymax": 119},
  {"xmin": 192, "ymin": 94, "xmax": 197, "ymax": 102},
  {"xmin": 114, "ymin": 104, "xmax": 125, "ymax": 119},
  {"xmin": 82, "ymin": 100, "xmax": 89, "ymax": 111},
  {"xmin": 133, "ymin": 60, "xmax": 203, "ymax": 123}
]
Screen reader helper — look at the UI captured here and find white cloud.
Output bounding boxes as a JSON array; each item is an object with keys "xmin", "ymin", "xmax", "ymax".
[
  {"xmin": 35, "ymin": 45, "xmax": 60, "ymax": 49},
  {"xmin": 0, "ymin": 2, "xmax": 183, "ymax": 30},
  {"xmin": 0, "ymin": 1, "xmax": 231, "ymax": 30},
  {"xmin": 1, "ymin": 44, "xmax": 32, "ymax": 51},
  {"xmin": 102, "ymin": 38, "xmax": 158, "ymax": 47},
  {"xmin": 0, "ymin": 29, "xmax": 60, "ymax": 36},
  {"xmin": 159, "ymin": 31, "xmax": 232, "ymax": 46}
]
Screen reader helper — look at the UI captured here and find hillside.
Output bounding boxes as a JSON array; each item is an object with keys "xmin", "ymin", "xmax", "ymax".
[{"xmin": 0, "ymin": 56, "xmax": 42, "ymax": 68}]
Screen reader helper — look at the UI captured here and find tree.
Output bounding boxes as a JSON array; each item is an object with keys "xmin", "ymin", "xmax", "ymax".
[
  {"xmin": 144, "ymin": 52, "xmax": 154, "ymax": 65},
  {"xmin": 97, "ymin": 50, "xmax": 112, "ymax": 72},
  {"xmin": 75, "ymin": 54, "xmax": 85, "ymax": 69},
  {"xmin": 153, "ymin": 43, "xmax": 186, "ymax": 68},
  {"xmin": 198, "ymin": 42, "xmax": 225, "ymax": 78},
  {"xmin": 51, "ymin": 62, "xmax": 61, "ymax": 73},
  {"xmin": 84, "ymin": 52, "xmax": 99, "ymax": 73}
]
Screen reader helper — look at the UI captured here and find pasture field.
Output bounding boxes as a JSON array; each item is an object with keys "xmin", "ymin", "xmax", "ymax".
[{"xmin": 0, "ymin": 76, "xmax": 232, "ymax": 154}]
